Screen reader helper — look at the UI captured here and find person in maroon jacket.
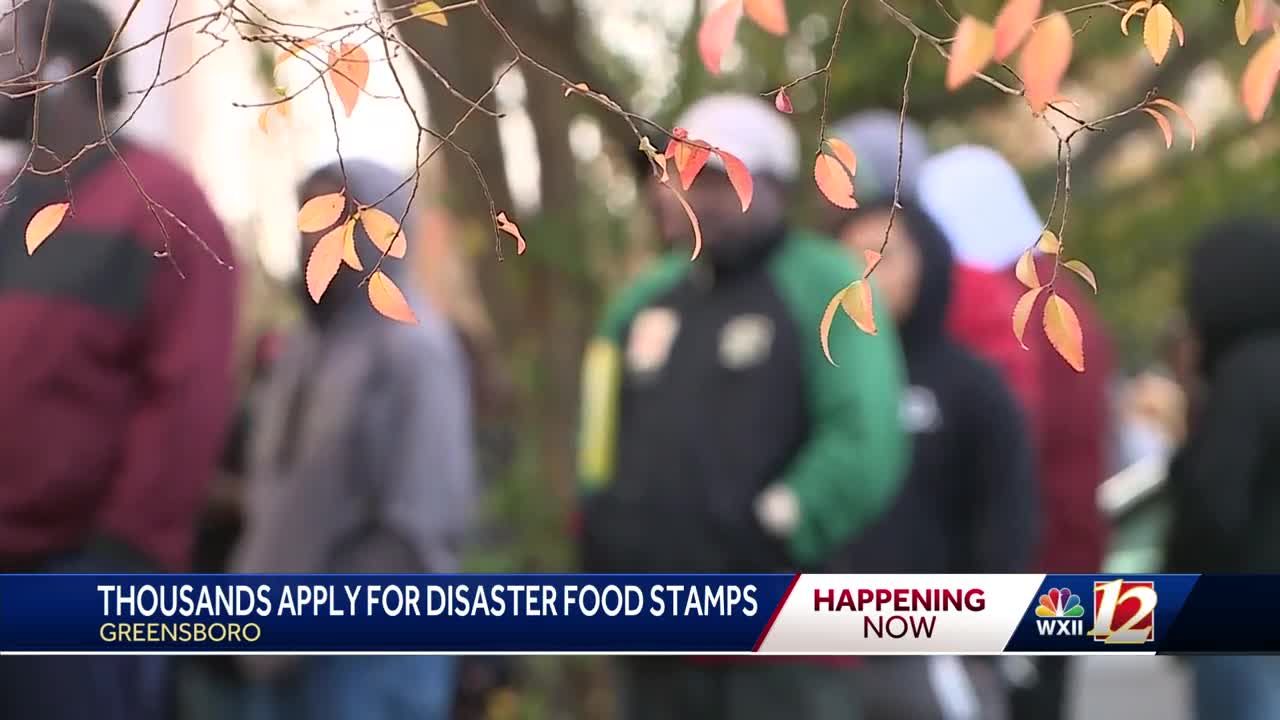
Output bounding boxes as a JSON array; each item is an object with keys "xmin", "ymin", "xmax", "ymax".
[
  {"xmin": 0, "ymin": 1, "xmax": 237, "ymax": 718},
  {"xmin": 918, "ymin": 146, "xmax": 1114, "ymax": 720}
]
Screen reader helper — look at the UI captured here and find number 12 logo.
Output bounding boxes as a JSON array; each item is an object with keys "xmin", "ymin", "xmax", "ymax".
[{"xmin": 1089, "ymin": 579, "xmax": 1157, "ymax": 644}]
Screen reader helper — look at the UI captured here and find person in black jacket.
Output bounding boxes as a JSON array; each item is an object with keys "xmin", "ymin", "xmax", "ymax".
[
  {"xmin": 836, "ymin": 202, "xmax": 1038, "ymax": 720},
  {"xmin": 1165, "ymin": 217, "xmax": 1280, "ymax": 719}
]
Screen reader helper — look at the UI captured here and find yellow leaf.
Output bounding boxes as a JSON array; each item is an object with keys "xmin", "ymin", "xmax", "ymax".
[
  {"xmin": 1149, "ymin": 98, "xmax": 1197, "ymax": 149},
  {"xmin": 1012, "ymin": 286, "xmax": 1046, "ymax": 349},
  {"xmin": 947, "ymin": 16, "xmax": 996, "ymax": 91},
  {"xmin": 1242, "ymin": 33, "xmax": 1280, "ymax": 122},
  {"xmin": 1037, "ymin": 229, "xmax": 1061, "ymax": 255},
  {"xmin": 1044, "ymin": 293, "xmax": 1085, "ymax": 372},
  {"xmin": 410, "ymin": 1, "xmax": 448, "ymax": 26},
  {"xmin": 25, "ymin": 201, "xmax": 69, "ymax": 254},
  {"xmin": 994, "ymin": 0, "xmax": 1041, "ymax": 62},
  {"xmin": 1019, "ymin": 12, "xmax": 1073, "ymax": 114},
  {"xmin": 819, "ymin": 285, "xmax": 848, "ymax": 366},
  {"xmin": 1016, "ymin": 249, "xmax": 1040, "ymax": 289},
  {"xmin": 297, "ymin": 192, "xmax": 346, "ymax": 232},
  {"xmin": 1063, "ymin": 259, "xmax": 1098, "ymax": 293},
  {"xmin": 1172, "ymin": 16, "xmax": 1185, "ymax": 47},
  {"xmin": 368, "ymin": 270, "xmax": 418, "ymax": 324},
  {"xmin": 1144, "ymin": 3, "xmax": 1174, "ymax": 65},
  {"xmin": 638, "ymin": 136, "xmax": 670, "ymax": 183},
  {"xmin": 841, "ymin": 279, "xmax": 877, "ymax": 335},
  {"xmin": 564, "ymin": 82, "xmax": 590, "ymax": 97},
  {"xmin": 1142, "ymin": 108, "xmax": 1174, "ymax": 148},
  {"xmin": 306, "ymin": 223, "xmax": 345, "ymax": 302},
  {"xmin": 257, "ymin": 108, "xmax": 270, "ymax": 134},
  {"xmin": 814, "ymin": 138, "xmax": 858, "ymax": 210},
  {"xmin": 669, "ymin": 187, "xmax": 703, "ymax": 261},
  {"xmin": 1237, "ymin": 0, "xmax": 1255, "ymax": 45},
  {"xmin": 328, "ymin": 43, "xmax": 370, "ymax": 117},
  {"xmin": 1121, "ymin": 0, "xmax": 1152, "ymax": 36},
  {"xmin": 360, "ymin": 207, "xmax": 408, "ymax": 258},
  {"xmin": 341, "ymin": 218, "xmax": 362, "ymax": 270},
  {"xmin": 495, "ymin": 211, "xmax": 528, "ymax": 256},
  {"xmin": 743, "ymin": 0, "xmax": 787, "ymax": 36}
]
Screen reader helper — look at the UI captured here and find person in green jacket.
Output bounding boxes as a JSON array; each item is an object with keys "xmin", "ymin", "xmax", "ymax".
[{"xmin": 576, "ymin": 94, "xmax": 908, "ymax": 720}]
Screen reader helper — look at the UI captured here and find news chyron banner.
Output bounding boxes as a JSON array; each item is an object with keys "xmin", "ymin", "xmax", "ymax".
[{"xmin": 0, "ymin": 574, "xmax": 1272, "ymax": 654}]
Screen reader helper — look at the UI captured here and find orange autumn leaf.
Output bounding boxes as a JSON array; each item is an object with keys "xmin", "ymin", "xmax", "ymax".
[
  {"xmin": 1012, "ymin": 286, "xmax": 1046, "ymax": 349},
  {"xmin": 994, "ymin": 0, "xmax": 1041, "ymax": 61},
  {"xmin": 25, "ymin": 201, "xmax": 69, "ymax": 255},
  {"xmin": 360, "ymin": 207, "xmax": 408, "ymax": 258},
  {"xmin": 257, "ymin": 102, "xmax": 290, "ymax": 134},
  {"xmin": 341, "ymin": 218, "xmax": 363, "ymax": 270},
  {"xmin": 1019, "ymin": 12, "xmax": 1073, "ymax": 114},
  {"xmin": 841, "ymin": 280, "xmax": 877, "ymax": 336},
  {"xmin": 1037, "ymin": 229, "xmax": 1061, "ymax": 255},
  {"xmin": 275, "ymin": 38, "xmax": 321, "ymax": 67},
  {"xmin": 862, "ymin": 248, "xmax": 882, "ymax": 278},
  {"xmin": 1121, "ymin": 1, "xmax": 1151, "ymax": 36},
  {"xmin": 1242, "ymin": 33, "xmax": 1280, "ymax": 122},
  {"xmin": 698, "ymin": 0, "xmax": 743, "ymax": 75},
  {"xmin": 1237, "ymin": 0, "xmax": 1255, "ymax": 45},
  {"xmin": 1143, "ymin": 3, "xmax": 1175, "ymax": 65},
  {"xmin": 744, "ymin": 0, "xmax": 788, "ymax": 36},
  {"xmin": 717, "ymin": 148, "xmax": 754, "ymax": 211},
  {"xmin": 669, "ymin": 186, "xmax": 704, "ymax": 261},
  {"xmin": 814, "ymin": 138, "xmax": 858, "ymax": 210},
  {"xmin": 1143, "ymin": 108, "xmax": 1174, "ymax": 148},
  {"xmin": 368, "ymin": 270, "xmax": 418, "ymax": 324},
  {"xmin": 675, "ymin": 140, "xmax": 712, "ymax": 190},
  {"xmin": 1149, "ymin": 98, "xmax": 1197, "ymax": 149},
  {"xmin": 819, "ymin": 286, "xmax": 847, "ymax": 366},
  {"xmin": 306, "ymin": 223, "xmax": 346, "ymax": 302},
  {"xmin": 298, "ymin": 192, "xmax": 346, "ymax": 232},
  {"xmin": 1016, "ymin": 249, "xmax": 1040, "ymax": 289},
  {"xmin": 947, "ymin": 16, "xmax": 996, "ymax": 91},
  {"xmin": 1064, "ymin": 259, "xmax": 1098, "ymax": 293},
  {"xmin": 1044, "ymin": 293, "xmax": 1085, "ymax": 372},
  {"xmin": 496, "ymin": 211, "xmax": 528, "ymax": 255},
  {"xmin": 328, "ymin": 43, "xmax": 370, "ymax": 117}
]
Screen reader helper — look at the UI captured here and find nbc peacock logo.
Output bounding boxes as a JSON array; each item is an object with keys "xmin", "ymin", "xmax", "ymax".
[{"xmin": 1034, "ymin": 587, "xmax": 1086, "ymax": 636}]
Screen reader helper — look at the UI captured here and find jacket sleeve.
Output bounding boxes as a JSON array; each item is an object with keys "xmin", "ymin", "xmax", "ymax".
[
  {"xmin": 964, "ymin": 365, "xmax": 1039, "ymax": 572},
  {"xmin": 770, "ymin": 237, "xmax": 909, "ymax": 567},
  {"xmin": 96, "ymin": 177, "xmax": 239, "ymax": 570},
  {"xmin": 1168, "ymin": 341, "xmax": 1270, "ymax": 555},
  {"xmin": 377, "ymin": 324, "xmax": 477, "ymax": 573}
]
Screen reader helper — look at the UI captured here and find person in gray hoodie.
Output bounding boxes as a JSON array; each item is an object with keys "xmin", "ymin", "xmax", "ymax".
[{"xmin": 233, "ymin": 158, "xmax": 476, "ymax": 720}]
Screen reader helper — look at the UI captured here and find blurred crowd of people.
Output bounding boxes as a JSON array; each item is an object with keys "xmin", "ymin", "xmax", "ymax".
[{"xmin": 1, "ymin": 1, "xmax": 1278, "ymax": 719}]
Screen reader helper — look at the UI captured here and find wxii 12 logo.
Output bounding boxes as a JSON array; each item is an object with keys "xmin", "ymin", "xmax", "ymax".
[{"xmin": 1089, "ymin": 579, "xmax": 1158, "ymax": 645}]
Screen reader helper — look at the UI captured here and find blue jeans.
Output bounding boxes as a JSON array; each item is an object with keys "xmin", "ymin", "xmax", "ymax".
[
  {"xmin": 245, "ymin": 656, "xmax": 455, "ymax": 720},
  {"xmin": 1191, "ymin": 656, "xmax": 1280, "ymax": 720}
]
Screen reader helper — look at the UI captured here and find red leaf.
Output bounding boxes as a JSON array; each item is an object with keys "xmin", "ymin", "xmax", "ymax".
[
  {"xmin": 1142, "ymin": 107, "xmax": 1174, "ymax": 149},
  {"xmin": 862, "ymin": 249, "xmax": 882, "ymax": 278},
  {"xmin": 676, "ymin": 141, "xmax": 712, "ymax": 191},
  {"xmin": 25, "ymin": 201, "xmax": 69, "ymax": 255},
  {"xmin": 368, "ymin": 270, "xmax": 418, "ymax": 324},
  {"xmin": 744, "ymin": 0, "xmax": 788, "ymax": 36},
  {"xmin": 716, "ymin": 148, "xmax": 754, "ymax": 211},
  {"xmin": 329, "ymin": 42, "xmax": 370, "ymax": 117},
  {"xmin": 496, "ymin": 211, "xmax": 528, "ymax": 255},
  {"xmin": 1019, "ymin": 11, "xmax": 1073, "ymax": 114},
  {"xmin": 698, "ymin": 0, "xmax": 743, "ymax": 75},
  {"xmin": 774, "ymin": 88, "xmax": 794, "ymax": 114},
  {"xmin": 994, "ymin": 0, "xmax": 1041, "ymax": 61},
  {"xmin": 947, "ymin": 16, "xmax": 996, "ymax": 91}
]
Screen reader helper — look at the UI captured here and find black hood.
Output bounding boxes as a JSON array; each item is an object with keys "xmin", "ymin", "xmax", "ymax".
[
  {"xmin": 895, "ymin": 203, "xmax": 954, "ymax": 351},
  {"xmin": 1186, "ymin": 217, "xmax": 1280, "ymax": 375}
]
